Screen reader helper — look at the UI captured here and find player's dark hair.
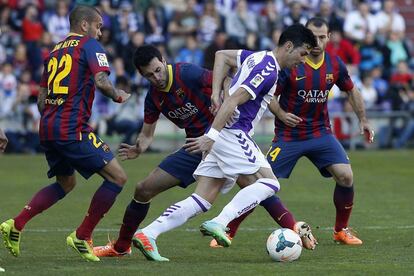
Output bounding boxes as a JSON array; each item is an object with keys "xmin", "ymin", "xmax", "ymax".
[
  {"xmin": 133, "ymin": 45, "xmax": 163, "ymax": 72},
  {"xmin": 69, "ymin": 5, "xmax": 101, "ymax": 28},
  {"xmin": 278, "ymin": 24, "xmax": 317, "ymax": 49},
  {"xmin": 305, "ymin": 17, "xmax": 329, "ymax": 29}
]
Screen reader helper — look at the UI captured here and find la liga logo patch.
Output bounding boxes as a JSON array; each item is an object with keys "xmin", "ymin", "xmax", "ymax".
[{"xmin": 96, "ymin": 53, "xmax": 109, "ymax": 67}]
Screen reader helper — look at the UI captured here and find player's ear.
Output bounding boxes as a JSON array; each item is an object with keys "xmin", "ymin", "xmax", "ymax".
[{"xmin": 80, "ymin": 19, "xmax": 89, "ymax": 33}]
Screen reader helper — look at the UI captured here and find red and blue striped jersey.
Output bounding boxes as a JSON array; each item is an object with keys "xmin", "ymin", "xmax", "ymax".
[
  {"xmin": 274, "ymin": 52, "xmax": 354, "ymax": 142},
  {"xmin": 144, "ymin": 63, "xmax": 213, "ymax": 138},
  {"xmin": 39, "ymin": 33, "xmax": 110, "ymax": 140}
]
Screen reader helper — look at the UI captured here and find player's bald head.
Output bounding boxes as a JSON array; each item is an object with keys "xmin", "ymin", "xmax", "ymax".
[{"xmin": 69, "ymin": 5, "xmax": 101, "ymax": 29}]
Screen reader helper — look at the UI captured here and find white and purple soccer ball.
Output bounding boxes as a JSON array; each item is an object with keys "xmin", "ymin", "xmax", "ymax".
[{"xmin": 266, "ymin": 228, "xmax": 302, "ymax": 262}]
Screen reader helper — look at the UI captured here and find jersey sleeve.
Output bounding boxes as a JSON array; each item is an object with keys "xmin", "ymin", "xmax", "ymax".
[
  {"xmin": 335, "ymin": 57, "xmax": 354, "ymax": 91},
  {"xmin": 84, "ymin": 38, "xmax": 111, "ymax": 76},
  {"xmin": 240, "ymin": 56, "xmax": 278, "ymax": 100},
  {"xmin": 143, "ymin": 91, "xmax": 160, "ymax": 124},
  {"xmin": 275, "ymin": 69, "xmax": 290, "ymax": 96},
  {"xmin": 237, "ymin": 50, "xmax": 254, "ymax": 67}
]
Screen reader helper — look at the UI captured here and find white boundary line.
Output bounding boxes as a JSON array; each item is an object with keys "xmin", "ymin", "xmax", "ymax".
[{"xmin": 23, "ymin": 225, "xmax": 414, "ymax": 233}]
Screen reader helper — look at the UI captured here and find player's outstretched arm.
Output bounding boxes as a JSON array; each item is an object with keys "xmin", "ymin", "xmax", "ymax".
[
  {"xmin": 118, "ymin": 122, "xmax": 156, "ymax": 160},
  {"xmin": 346, "ymin": 86, "xmax": 375, "ymax": 143},
  {"xmin": 269, "ymin": 98, "xmax": 302, "ymax": 127},
  {"xmin": 0, "ymin": 127, "xmax": 8, "ymax": 152},
  {"xmin": 211, "ymin": 50, "xmax": 239, "ymax": 114},
  {"xmin": 95, "ymin": 72, "xmax": 130, "ymax": 103}
]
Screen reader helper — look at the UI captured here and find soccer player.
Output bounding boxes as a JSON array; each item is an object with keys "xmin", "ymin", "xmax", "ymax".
[
  {"xmin": 0, "ymin": 128, "xmax": 8, "ymax": 152},
  {"xmin": 131, "ymin": 24, "xmax": 317, "ymax": 259},
  {"xmin": 0, "ymin": 5, "xmax": 130, "ymax": 262},
  {"xmin": 93, "ymin": 44, "xmax": 316, "ymax": 260},
  {"xmin": 219, "ymin": 18, "xmax": 375, "ymax": 245}
]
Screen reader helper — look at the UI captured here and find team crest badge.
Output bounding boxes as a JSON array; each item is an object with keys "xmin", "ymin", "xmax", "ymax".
[
  {"xmin": 175, "ymin": 88, "xmax": 185, "ymax": 98},
  {"xmin": 326, "ymin": 74, "xmax": 334, "ymax": 84},
  {"xmin": 102, "ymin": 143, "xmax": 111, "ymax": 153}
]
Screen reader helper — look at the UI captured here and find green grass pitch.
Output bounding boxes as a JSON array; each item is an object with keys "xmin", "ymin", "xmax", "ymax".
[{"xmin": 0, "ymin": 150, "xmax": 413, "ymax": 275}]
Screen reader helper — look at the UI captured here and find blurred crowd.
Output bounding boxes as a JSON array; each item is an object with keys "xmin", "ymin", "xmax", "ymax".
[{"xmin": 1, "ymin": 0, "xmax": 414, "ymax": 153}]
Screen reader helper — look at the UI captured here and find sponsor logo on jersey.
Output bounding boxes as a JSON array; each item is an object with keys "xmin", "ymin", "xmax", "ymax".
[
  {"xmin": 298, "ymin": 89, "xmax": 330, "ymax": 103},
  {"xmin": 96, "ymin": 53, "xmax": 109, "ymax": 67},
  {"xmin": 45, "ymin": 98, "xmax": 65, "ymax": 105},
  {"xmin": 295, "ymin": 76, "xmax": 306, "ymax": 81},
  {"xmin": 250, "ymin": 74, "xmax": 265, "ymax": 88},
  {"xmin": 167, "ymin": 102, "xmax": 199, "ymax": 120}
]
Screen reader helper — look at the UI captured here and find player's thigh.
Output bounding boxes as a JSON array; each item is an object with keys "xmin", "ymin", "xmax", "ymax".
[
  {"xmin": 158, "ymin": 147, "xmax": 202, "ymax": 188},
  {"xmin": 99, "ymin": 157, "xmax": 127, "ymax": 186},
  {"xmin": 194, "ymin": 176, "xmax": 226, "ymax": 204},
  {"xmin": 266, "ymin": 141, "xmax": 302, "ymax": 178},
  {"xmin": 306, "ymin": 135, "xmax": 350, "ymax": 178},
  {"xmin": 134, "ymin": 167, "xmax": 182, "ymax": 201}
]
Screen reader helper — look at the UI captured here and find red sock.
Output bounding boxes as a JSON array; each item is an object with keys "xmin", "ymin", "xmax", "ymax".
[
  {"xmin": 114, "ymin": 200, "xmax": 150, "ymax": 253},
  {"xmin": 227, "ymin": 209, "xmax": 254, "ymax": 238},
  {"xmin": 76, "ymin": 181, "xmax": 122, "ymax": 240},
  {"xmin": 14, "ymin": 183, "xmax": 66, "ymax": 231},
  {"xmin": 261, "ymin": 195, "xmax": 296, "ymax": 230},
  {"xmin": 333, "ymin": 183, "xmax": 354, "ymax": 232}
]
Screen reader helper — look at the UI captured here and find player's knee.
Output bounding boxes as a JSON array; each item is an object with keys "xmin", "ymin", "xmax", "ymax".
[
  {"xmin": 57, "ymin": 176, "xmax": 76, "ymax": 193},
  {"xmin": 113, "ymin": 170, "xmax": 128, "ymax": 186},
  {"xmin": 134, "ymin": 180, "xmax": 155, "ymax": 202},
  {"xmin": 336, "ymin": 170, "xmax": 353, "ymax": 187}
]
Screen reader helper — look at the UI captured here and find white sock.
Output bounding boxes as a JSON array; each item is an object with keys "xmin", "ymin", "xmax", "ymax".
[
  {"xmin": 211, "ymin": 178, "xmax": 280, "ymax": 226},
  {"xmin": 142, "ymin": 193, "xmax": 211, "ymax": 239}
]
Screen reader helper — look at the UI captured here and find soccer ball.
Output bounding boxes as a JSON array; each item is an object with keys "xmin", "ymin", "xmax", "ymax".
[{"xmin": 266, "ymin": 228, "xmax": 302, "ymax": 262}]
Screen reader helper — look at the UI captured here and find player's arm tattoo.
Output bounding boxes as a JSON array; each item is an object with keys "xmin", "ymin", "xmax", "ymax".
[
  {"xmin": 94, "ymin": 71, "xmax": 117, "ymax": 101},
  {"xmin": 37, "ymin": 87, "xmax": 48, "ymax": 113},
  {"xmin": 346, "ymin": 86, "xmax": 368, "ymax": 122}
]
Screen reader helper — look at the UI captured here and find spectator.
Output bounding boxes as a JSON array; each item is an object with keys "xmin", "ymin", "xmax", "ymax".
[
  {"xmin": 175, "ymin": 35, "xmax": 204, "ymax": 66},
  {"xmin": 376, "ymin": 0, "xmax": 406, "ymax": 42},
  {"xmin": 281, "ymin": 1, "xmax": 308, "ymax": 29},
  {"xmin": 198, "ymin": 0, "xmax": 221, "ymax": 47},
  {"xmin": 326, "ymin": 29, "xmax": 360, "ymax": 66},
  {"xmin": 358, "ymin": 32, "xmax": 385, "ymax": 73},
  {"xmin": 315, "ymin": 0, "xmax": 344, "ymax": 31},
  {"xmin": 359, "ymin": 71, "xmax": 379, "ymax": 110},
  {"xmin": 225, "ymin": 0, "xmax": 258, "ymax": 46},
  {"xmin": 343, "ymin": 1, "xmax": 377, "ymax": 44},
  {"xmin": 167, "ymin": 0, "xmax": 199, "ymax": 55},
  {"xmin": 46, "ymin": 0, "xmax": 70, "ymax": 43},
  {"xmin": 143, "ymin": 4, "xmax": 166, "ymax": 45},
  {"xmin": 385, "ymin": 31, "xmax": 411, "ymax": 67},
  {"xmin": 203, "ymin": 30, "xmax": 228, "ymax": 70}
]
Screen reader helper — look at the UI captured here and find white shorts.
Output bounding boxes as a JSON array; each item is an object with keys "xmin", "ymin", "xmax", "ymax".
[{"xmin": 193, "ymin": 128, "xmax": 270, "ymax": 193}]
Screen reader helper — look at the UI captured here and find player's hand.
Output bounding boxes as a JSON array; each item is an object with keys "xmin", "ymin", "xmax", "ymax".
[
  {"xmin": 0, "ymin": 130, "xmax": 8, "ymax": 152},
  {"xmin": 113, "ymin": 89, "xmax": 131, "ymax": 103},
  {"xmin": 210, "ymin": 92, "xmax": 222, "ymax": 115},
  {"xmin": 360, "ymin": 120, "xmax": 375, "ymax": 143},
  {"xmin": 282, "ymin": 113, "xmax": 302, "ymax": 127},
  {"xmin": 184, "ymin": 136, "xmax": 214, "ymax": 159},
  {"xmin": 118, "ymin": 143, "xmax": 141, "ymax": 160}
]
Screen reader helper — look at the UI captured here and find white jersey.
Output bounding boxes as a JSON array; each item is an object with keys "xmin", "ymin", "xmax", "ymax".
[{"xmin": 226, "ymin": 50, "xmax": 280, "ymax": 136}]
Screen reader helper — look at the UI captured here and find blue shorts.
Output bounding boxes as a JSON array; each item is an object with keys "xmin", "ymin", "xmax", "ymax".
[
  {"xmin": 266, "ymin": 134, "xmax": 349, "ymax": 178},
  {"xmin": 158, "ymin": 147, "xmax": 202, "ymax": 188},
  {"xmin": 41, "ymin": 132, "xmax": 115, "ymax": 179}
]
